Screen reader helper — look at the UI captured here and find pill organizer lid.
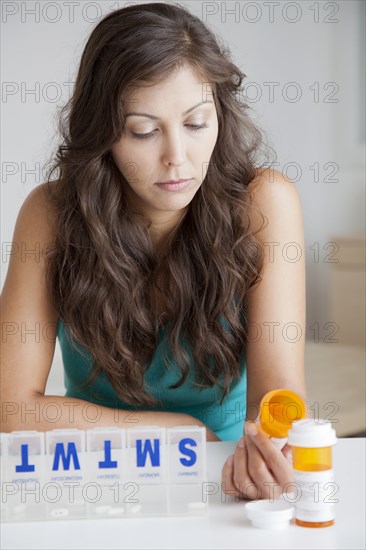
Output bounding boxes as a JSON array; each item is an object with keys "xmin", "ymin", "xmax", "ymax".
[
  {"xmin": 245, "ymin": 499, "xmax": 294, "ymax": 529},
  {"xmin": 287, "ymin": 418, "xmax": 337, "ymax": 448}
]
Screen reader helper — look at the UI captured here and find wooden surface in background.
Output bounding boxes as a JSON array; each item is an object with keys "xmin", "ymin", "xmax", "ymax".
[{"xmin": 304, "ymin": 341, "xmax": 365, "ymax": 437}]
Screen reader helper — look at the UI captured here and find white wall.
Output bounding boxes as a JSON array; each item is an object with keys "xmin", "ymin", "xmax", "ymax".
[{"xmin": 2, "ymin": 0, "xmax": 365, "ymax": 350}]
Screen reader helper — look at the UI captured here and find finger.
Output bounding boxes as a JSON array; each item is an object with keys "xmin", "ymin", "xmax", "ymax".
[
  {"xmin": 245, "ymin": 432, "xmax": 279, "ymax": 500},
  {"xmin": 245, "ymin": 421, "xmax": 293, "ymax": 490},
  {"xmin": 232, "ymin": 436, "xmax": 256, "ymax": 499},
  {"xmin": 282, "ymin": 443, "xmax": 293, "ymax": 464},
  {"xmin": 221, "ymin": 453, "xmax": 241, "ymax": 500}
]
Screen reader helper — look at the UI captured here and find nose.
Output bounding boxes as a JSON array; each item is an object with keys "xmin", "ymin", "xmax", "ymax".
[{"xmin": 161, "ymin": 129, "xmax": 186, "ymax": 166}]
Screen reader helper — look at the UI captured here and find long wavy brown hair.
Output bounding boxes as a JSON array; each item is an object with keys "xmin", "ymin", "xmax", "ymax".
[{"xmin": 44, "ymin": 2, "xmax": 275, "ymax": 408}]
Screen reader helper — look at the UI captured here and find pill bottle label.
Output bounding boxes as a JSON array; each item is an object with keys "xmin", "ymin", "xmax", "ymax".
[{"xmin": 293, "ymin": 469, "xmax": 336, "ymax": 522}]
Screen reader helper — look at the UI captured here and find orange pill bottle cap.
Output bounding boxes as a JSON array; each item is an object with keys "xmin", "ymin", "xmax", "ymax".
[{"xmin": 259, "ymin": 389, "xmax": 307, "ymax": 439}]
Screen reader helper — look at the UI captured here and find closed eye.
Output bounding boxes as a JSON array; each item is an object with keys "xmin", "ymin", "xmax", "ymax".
[{"xmin": 131, "ymin": 123, "xmax": 209, "ymax": 141}]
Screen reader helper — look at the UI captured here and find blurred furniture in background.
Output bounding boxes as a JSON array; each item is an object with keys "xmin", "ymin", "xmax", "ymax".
[
  {"xmin": 304, "ymin": 341, "xmax": 365, "ymax": 437},
  {"xmin": 329, "ymin": 234, "xmax": 365, "ymax": 347},
  {"xmin": 305, "ymin": 234, "xmax": 365, "ymax": 437}
]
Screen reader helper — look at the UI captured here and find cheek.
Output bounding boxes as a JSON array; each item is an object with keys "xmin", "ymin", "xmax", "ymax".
[
  {"xmin": 112, "ymin": 145, "xmax": 140, "ymax": 178},
  {"xmin": 210, "ymin": 123, "xmax": 219, "ymax": 149},
  {"xmin": 199, "ymin": 122, "xmax": 218, "ymax": 155},
  {"xmin": 110, "ymin": 146, "xmax": 124, "ymax": 169},
  {"xmin": 199, "ymin": 132, "xmax": 218, "ymax": 159}
]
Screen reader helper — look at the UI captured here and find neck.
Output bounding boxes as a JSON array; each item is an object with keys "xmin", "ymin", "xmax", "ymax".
[{"xmin": 148, "ymin": 208, "xmax": 188, "ymax": 251}]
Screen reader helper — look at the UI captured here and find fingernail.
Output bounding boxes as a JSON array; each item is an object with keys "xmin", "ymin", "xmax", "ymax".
[
  {"xmin": 225, "ymin": 454, "xmax": 234, "ymax": 467},
  {"xmin": 246, "ymin": 422, "xmax": 257, "ymax": 436},
  {"xmin": 238, "ymin": 436, "xmax": 245, "ymax": 448}
]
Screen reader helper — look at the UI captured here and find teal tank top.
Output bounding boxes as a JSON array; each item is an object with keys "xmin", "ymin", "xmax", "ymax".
[{"xmin": 56, "ymin": 318, "xmax": 247, "ymax": 441}]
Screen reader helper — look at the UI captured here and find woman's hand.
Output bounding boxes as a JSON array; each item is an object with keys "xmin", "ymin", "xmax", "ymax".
[
  {"xmin": 221, "ymin": 421, "xmax": 293, "ymax": 500},
  {"xmin": 205, "ymin": 426, "xmax": 221, "ymax": 442}
]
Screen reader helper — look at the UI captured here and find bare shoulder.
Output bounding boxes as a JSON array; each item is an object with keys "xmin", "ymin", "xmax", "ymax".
[
  {"xmin": 17, "ymin": 181, "xmax": 59, "ymax": 244},
  {"xmin": 247, "ymin": 167, "xmax": 303, "ymax": 238},
  {"xmin": 1, "ymin": 181, "xmax": 60, "ymax": 411},
  {"xmin": 3, "ymin": 181, "xmax": 60, "ymax": 276},
  {"xmin": 22, "ymin": 180, "xmax": 58, "ymax": 214},
  {"xmin": 250, "ymin": 167, "xmax": 300, "ymax": 199}
]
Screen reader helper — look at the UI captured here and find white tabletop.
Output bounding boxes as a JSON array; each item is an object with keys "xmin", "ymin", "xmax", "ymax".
[{"xmin": 2, "ymin": 438, "xmax": 365, "ymax": 550}]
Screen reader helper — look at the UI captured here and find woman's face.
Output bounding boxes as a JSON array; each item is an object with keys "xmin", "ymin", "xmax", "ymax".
[{"xmin": 110, "ymin": 64, "xmax": 219, "ymax": 235}]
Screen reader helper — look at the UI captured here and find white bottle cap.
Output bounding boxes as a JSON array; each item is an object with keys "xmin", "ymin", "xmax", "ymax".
[
  {"xmin": 245, "ymin": 499, "xmax": 295, "ymax": 529},
  {"xmin": 287, "ymin": 418, "xmax": 337, "ymax": 448}
]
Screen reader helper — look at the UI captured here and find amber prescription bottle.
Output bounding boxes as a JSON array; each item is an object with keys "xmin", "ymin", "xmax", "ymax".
[
  {"xmin": 258, "ymin": 389, "xmax": 307, "ymax": 449},
  {"xmin": 287, "ymin": 419, "xmax": 337, "ymax": 527}
]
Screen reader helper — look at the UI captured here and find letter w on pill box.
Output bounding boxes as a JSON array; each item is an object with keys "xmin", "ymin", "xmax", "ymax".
[{"xmin": 0, "ymin": 425, "xmax": 207, "ymax": 521}]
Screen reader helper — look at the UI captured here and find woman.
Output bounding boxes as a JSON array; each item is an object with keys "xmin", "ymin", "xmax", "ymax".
[{"xmin": 1, "ymin": 2, "xmax": 307, "ymax": 500}]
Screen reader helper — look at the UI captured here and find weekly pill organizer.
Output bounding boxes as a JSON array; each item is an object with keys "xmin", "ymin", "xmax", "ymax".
[{"xmin": 0, "ymin": 425, "xmax": 208, "ymax": 522}]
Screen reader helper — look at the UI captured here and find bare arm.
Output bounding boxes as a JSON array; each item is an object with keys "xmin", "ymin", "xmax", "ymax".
[
  {"xmin": 222, "ymin": 168, "xmax": 308, "ymax": 499},
  {"xmin": 1, "ymin": 393, "xmax": 220, "ymax": 440},
  {"xmin": 0, "ymin": 183, "xmax": 219, "ymax": 441},
  {"xmin": 245, "ymin": 168, "xmax": 308, "ymax": 419}
]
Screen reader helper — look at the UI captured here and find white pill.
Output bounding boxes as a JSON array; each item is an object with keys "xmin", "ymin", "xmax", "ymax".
[
  {"xmin": 129, "ymin": 504, "xmax": 142, "ymax": 514},
  {"xmin": 188, "ymin": 501, "xmax": 206, "ymax": 510},
  {"xmin": 13, "ymin": 504, "xmax": 26, "ymax": 514},
  {"xmin": 95, "ymin": 505, "xmax": 112, "ymax": 514},
  {"xmin": 50, "ymin": 508, "xmax": 69, "ymax": 518},
  {"xmin": 108, "ymin": 507, "xmax": 125, "ymax": 516}
]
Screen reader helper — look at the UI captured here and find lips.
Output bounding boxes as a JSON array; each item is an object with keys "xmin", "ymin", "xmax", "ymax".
[
  {"xmin": 156, "ymin": 179, "xmax": 191, "ymax": 184},
  {"xmin": 155, "ymin": 179, "xmax": 192, "ymax": 191}
]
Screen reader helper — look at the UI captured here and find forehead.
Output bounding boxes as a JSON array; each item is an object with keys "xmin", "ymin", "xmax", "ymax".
[{"xmin": 123, "ymin": 65, "xmax": 214, "ymax": 108}]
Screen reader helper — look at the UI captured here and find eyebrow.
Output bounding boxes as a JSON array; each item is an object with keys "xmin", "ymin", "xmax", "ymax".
[{"xmin": 125, "ymin": 100, "xmax": 213, "ymax": 120}]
